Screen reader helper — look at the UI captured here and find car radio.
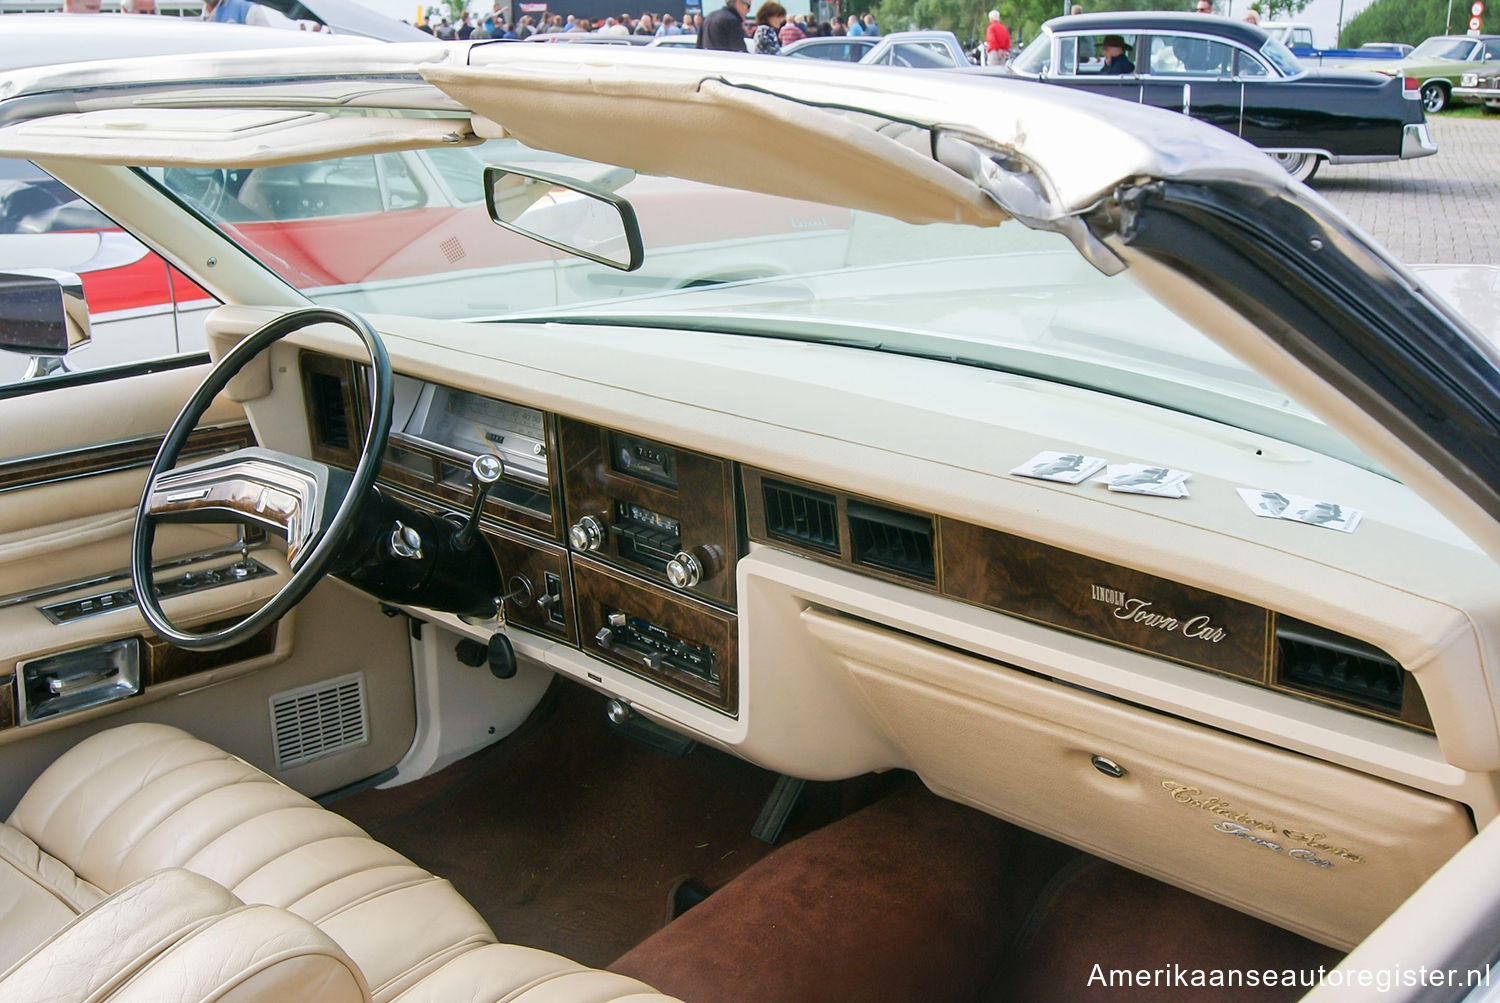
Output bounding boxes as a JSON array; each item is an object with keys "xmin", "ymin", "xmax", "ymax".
[{"xmin": 560, "ymin": 419, "xmax": 739, "ymax": 608}]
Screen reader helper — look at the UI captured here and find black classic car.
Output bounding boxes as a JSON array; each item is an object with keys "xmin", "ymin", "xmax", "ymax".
[{"xmin": 1004, "ymin": 11, "xmax": 1436, "ymax": 182}]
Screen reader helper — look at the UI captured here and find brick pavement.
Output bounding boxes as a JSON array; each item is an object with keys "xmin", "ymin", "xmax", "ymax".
[{"xmin": 1310, "ymin": 116, "xmax": 1500, "ymax": 266}]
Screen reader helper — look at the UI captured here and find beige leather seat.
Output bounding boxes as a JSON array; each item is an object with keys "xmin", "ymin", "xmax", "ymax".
[{"xmin": 0, "ymin": 723, "xmax": 679, "ymax": 1003}]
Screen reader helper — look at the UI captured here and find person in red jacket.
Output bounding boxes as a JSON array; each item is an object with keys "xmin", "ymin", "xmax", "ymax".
[{"xmin": 984, "ymin": 9, "xmax": 1010, "ymax": 65}]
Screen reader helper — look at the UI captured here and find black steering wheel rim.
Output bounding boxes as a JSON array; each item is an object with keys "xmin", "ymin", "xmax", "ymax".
[{"xmin": 131, "ymin": 307, "xmax": 392, "ymax": 650}]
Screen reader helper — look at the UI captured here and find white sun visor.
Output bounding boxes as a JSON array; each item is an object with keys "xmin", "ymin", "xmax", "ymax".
[
  {"xmin": 419, "ymin": 61, "xmax": 1009, "ymax": 228},
  {"xmin": 0, "ymin": 107, "xmax": 478, "ymax": 167}
]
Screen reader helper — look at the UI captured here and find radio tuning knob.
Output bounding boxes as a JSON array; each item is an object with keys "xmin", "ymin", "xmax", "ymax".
[
  {"xmin": 666, "ymin": 550, "xmax": 704, "ymax": 590},
  {"xmin": 568, "ymin": 515, "xmax": 606, "ymax": 552}
]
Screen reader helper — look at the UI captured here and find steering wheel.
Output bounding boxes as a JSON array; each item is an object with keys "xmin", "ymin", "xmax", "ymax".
[{"xmin": 131, "ymin": 308, "xmax": 392, "ymax": 651}]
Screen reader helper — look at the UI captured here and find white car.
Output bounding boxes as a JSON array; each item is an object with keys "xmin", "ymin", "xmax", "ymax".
[{"xmin": 1, "ymin": 37, "xmax": 1499, "ymax": 1003}]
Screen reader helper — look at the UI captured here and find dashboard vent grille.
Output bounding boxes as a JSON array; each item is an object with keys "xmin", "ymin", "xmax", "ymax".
[
  {"xmin": 307, "ymin": 370, "xmax": 351, "ymax": 450},
  {"xmin": 1275, "ymin": 618, "xmax": 1404, "ymax": 716},
  {"xmin": 762, "ymin": 480, "xmax": 839, "ymax": 554},
  {"xmin": 269, "ymin": 672, "xmax": 368, "ymax": 770},
  {"xmin": 848, "ymin": 501, "xmax": 935, "ymax": 582}
]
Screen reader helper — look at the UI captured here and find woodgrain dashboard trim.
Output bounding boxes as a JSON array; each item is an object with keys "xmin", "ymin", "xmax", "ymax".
[{"xmin": 0, "ymin": 424, "xmax": 255, "ymax": 495}]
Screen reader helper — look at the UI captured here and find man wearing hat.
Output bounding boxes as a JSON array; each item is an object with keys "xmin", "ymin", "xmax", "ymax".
[
  {"xmin": 984, "ymin": 9, "xmax": 1010, "ymax": 65},
  {"xmin": 1099, "ymin": 34, "xmax": 1134, "ymax": 74}
]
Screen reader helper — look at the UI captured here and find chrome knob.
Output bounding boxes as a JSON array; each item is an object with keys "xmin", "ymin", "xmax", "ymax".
[
  {"xmin": 569, "ymin": 515, "xmax": 606, "ymax": 552},
  {"xmin": 666, "ymin": 550, "xmax": 703, "ymax": 589},
  {"xmin": 389, "ymin": 521, "xmax": 423, "ymax": 560}
]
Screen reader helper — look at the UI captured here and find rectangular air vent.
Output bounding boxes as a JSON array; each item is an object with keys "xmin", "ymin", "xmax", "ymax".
[
  {"xmin": 269, "ymin": 672, "xmax": 368, "ymax": 770},
  {"xmin": 1275, "ymin": 618, "xmax": 1404, "ymax": 716},
  {"xmin": 848, "ymin": 501, "xmax": 935, "ymax": 582},
  {"xmin": 307, "ymin": 369, "xmax": 352, "ymax": 450},
  {"xmin": 762, "ymin": 480, "xmax": 839, "ymax": 554}
]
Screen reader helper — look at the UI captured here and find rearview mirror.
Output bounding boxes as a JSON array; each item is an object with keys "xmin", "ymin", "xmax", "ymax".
[
  {"xmin": 484, "ymin": 165, "xmax": 644, "ymax": 272},
  {"xmin": 0, "ymin": 269, "xmax": 91, "ymax": 357}
]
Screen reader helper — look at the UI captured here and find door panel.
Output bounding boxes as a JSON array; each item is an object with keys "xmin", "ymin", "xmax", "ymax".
[{"xmin": 0, "ymin": 359, "xmax": 416, "ymax": 803}]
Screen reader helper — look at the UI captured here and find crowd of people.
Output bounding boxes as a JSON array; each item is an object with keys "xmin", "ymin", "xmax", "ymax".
[{"xmin": 412, "ymin": 3, "xmax": 878, "ymax": 48}]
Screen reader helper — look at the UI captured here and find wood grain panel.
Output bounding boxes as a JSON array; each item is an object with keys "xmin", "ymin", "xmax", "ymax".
[
  {"xmin": 572, "ymin": 557, "xmax": 737, "ymax": 714},
  {"xmin": 560, "ymin": 418, "xmax": 738, "ymax": 608},
  {"xmin": 143, "ymin": 623, "xmax": 278, "ymax": 687},
  {"xmin": 0, "ymin": 676, "xmax": 13, "ymax": 732},
  {"xmin": 940, "ymin": 518, "xmax": 1268, "ymax": 681},
  {"xmin": 486, "ymin": 526, "xmax": 575, "ymax": 645},
  {"xmin": 0, "ymin": 424, "xmax": 255, "ymax": 494}
]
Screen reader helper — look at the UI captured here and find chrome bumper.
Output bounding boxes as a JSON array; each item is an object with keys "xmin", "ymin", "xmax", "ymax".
[
  {"xmin": 1401, "ymin": 122, "xmax": 1438, "ymax": 160},
  {"xmin": 1453, "ymin": 86, "xmax": 1500, "ymax": 104}
]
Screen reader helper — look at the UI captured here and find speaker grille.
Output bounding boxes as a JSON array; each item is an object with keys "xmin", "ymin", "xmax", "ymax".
[{"xmin": 269, "ymin": 672, "xmax": 368, "ymax": 770}]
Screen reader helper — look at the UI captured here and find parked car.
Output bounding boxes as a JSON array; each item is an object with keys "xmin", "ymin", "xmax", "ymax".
[
  {"xmin": 1263, "ymin": 22, "xmax": 1412, "ymax": 66},
  {"xmin": 1003, "ymin": 11, "xmax": 1435, "ymax": 182},
  {"xmin": 1329, "ymin": 34, "xmax": 1500, "ymax": 112},
  {"xmin": 782, "ymin": 30, "xmax": 969, "ymax": 67},
  {"xmin": 1454, "ymin": 63, "xmax": 1500, "ymax": 111},
  {"xmin": 780, "ymin": 34, "xmax": 880, "ymax": 61},
  {"xmin": 525, "ymin": 32, "xmax": 654, "ymax": 45},
  {"xmin": 3, "ymin": 37, "xmax": 1500, "ymax": 1003},
  {"xmin": 644, "ymin": 33, "xmax": 701, "ymax": 47}
]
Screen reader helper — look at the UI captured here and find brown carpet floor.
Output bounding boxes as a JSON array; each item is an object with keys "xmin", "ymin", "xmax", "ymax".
[
  {"xmin": 337, "ymin": 679, "xmax": 1345, "ymax": 1000},
  {"xmin": 334, "ymin": 679, "xmax": 844, "ymax": 968},
  {"xmin": 611, "ymin": 777, "xmax": 1065, "ymax": 1003}
]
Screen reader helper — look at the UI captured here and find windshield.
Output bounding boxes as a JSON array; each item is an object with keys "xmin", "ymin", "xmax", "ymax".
[
  {"xmin": 1011, "ymin": 31, "xmax": 1052, "ymax": 74},
  {"xmin": 1410, "ymin": 37, "xmax": 1477, "ymax": 60},
  {"xmin": 140, "ymin": 110, "xmax": 1380, "ymax": 471},
  {"xmin": 1259, "ymin": 39, "xmax": 1304, "ymax": 76}
]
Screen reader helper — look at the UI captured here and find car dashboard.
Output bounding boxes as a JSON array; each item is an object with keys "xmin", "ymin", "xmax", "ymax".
[{"xmin": 235, "ymin": 301, "xmax": 1499, "ymax": 954}]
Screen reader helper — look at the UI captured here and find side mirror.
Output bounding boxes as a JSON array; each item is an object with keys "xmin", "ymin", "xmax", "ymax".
[
  {"xmin": 484, "ymin": 165, "xmax": 644, "ymax": 272},
  {"xmin": 0, "ymin": 269, "xmax": 91, "ymax": 358}
]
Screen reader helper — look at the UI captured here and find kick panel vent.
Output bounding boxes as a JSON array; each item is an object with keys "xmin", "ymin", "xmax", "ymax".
[
  {"xmin": 848, "ymin": 501, "xmax": 935, "ymax": 582},
  {"xmin": 270, "ymin": 672, "xmax": 368, "ymax": 770},
  {"xmin": 762, "ymin": 480, "xmax": 839, "ymax": 554},
  {"xmin": 1275, "ymin": 618, "xmax": 1404, "ymax": 716},
  {"xmin": 307, "ymin": 369, "xmax": 352, "ymax": 451}
]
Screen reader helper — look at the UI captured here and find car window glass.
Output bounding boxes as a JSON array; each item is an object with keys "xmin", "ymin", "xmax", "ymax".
[
  {"xmin": 890, "ymin": 42, "xmax": 953, "ymax": 67},
  {"xmin": 1291, "ymin": 28, "xmax": 1313, "ymax": 47},
  {"xmin": 1484, "ymin": 40, "xmax": 1500, "ymax": 60},
  {"xmin": 378, "ymin": 153, "xmax": 426, "ymax": 211},
  {"xmin": 0, "ymin": 158, "xmax": 218, "ymax": 390},
  {"xmin": 1411, "ymin": 37, "xmax": 1477, "ymax": 60},
  {"xmin": 1011, "ymin": 32, "xmax": 1054, "ymax": 74},
  {"xmin": 1235, "ymin": 48, "xmax": 1270, "ymax": 77},
  {"xmin": 1147, "ymin": 34, "xmax": 1234, "ymax": 75},
  {"xmin": 1074, "ymin": 34, "xmax": 1131, "ymax": 74},
  {"xmin": 1259, "ymin": 39, "xmax": 1302, "ymax": 76}
]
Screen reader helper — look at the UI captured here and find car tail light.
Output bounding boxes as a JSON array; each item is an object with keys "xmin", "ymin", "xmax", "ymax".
[{"xmin": 1402, "ymin": 76, "xmax": 1421, "ymax": 99}]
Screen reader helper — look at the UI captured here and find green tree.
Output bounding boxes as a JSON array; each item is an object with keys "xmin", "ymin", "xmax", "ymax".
[
  {"xmin": 1248, "ymin": 0, "xmax": 1312, "ymax": 20},
  {"xmin": 1340, "ymin": 0, "xmax": 1495, "ymax": 46}
]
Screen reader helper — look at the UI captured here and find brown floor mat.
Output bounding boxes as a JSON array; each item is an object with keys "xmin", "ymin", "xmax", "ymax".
[
  {"xmin": 611, "ymin": 778, "xmax": 1062, "ymax": 1003},
  {"xmin": 334, "ymin": 680, "xmax": 837, "ymax": 968},
  {"xmin": 988, "ymin": 856, "xmax": 1345, "ymax": 1002}
]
